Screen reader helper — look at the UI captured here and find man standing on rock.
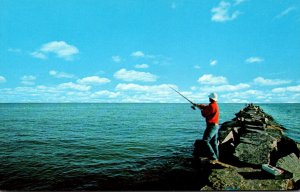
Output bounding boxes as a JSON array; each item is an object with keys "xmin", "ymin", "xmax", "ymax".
[{"xmin": 196, "ymin": 93, "xmax": 220, "ymax": 163}]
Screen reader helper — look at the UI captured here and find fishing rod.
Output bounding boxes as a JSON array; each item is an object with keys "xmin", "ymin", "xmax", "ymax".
[{"xmin": 169, "ymin": 86, "xmax": 197, "ymax": 110}]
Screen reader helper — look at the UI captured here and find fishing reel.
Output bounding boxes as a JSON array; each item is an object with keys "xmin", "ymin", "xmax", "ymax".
[{"xmin": 191, "ymin": 105, "xmax": 196, "ymax": 110}]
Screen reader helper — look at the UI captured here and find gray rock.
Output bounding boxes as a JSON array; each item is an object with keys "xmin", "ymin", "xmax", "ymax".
[
  {"xmin": 276, "ymin": 153, "xmax": 300, "ymax": 182},
  {"xmin": 220, "ymin": 120, "xmax": 239, "ymax": 130},
  {"xmin": 242, "ymin": 118, "xmax": 264, "ymax": 126},
  {"xmin": 270, "ymin": 136, "xmax": 300, "ymax": 165},
  {"xmin": 244, "ymin": 124, "xmax": 265, "ymax": 130},
  {"xmin": 234, "ymin": 132, "xmax": 278, "ymax": 165},
  {"xmin": 207, "ymin": 168, "xmax": 244, "ymax": 190},
  {"xmin": 203, "ymin": 167, "xmax": 293, "ymax": 190}
]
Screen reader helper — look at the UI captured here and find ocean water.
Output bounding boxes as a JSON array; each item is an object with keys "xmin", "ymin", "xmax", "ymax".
[{"xmin": 0, "ymin": 103, "xmax": 299, "ymax": 190}]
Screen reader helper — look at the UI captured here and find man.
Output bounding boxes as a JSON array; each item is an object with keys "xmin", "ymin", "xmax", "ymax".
[{"xmin": 196, "ymin": 93, "xmax": 220, "ymax": 163}]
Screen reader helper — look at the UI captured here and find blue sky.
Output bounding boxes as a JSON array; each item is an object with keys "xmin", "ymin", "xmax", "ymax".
[{"xmin": 1, "ymin": 0, "xmax": 300, "ymax": 103}]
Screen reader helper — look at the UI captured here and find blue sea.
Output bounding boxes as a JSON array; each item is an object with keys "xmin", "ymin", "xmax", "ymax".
[{"xmin": 0, "ymin": 103, "xmax": 299, "ymax": 190}]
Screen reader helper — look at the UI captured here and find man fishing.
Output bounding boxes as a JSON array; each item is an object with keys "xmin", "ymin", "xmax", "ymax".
[
  {"xmin": 170, "ymin": 87, "xmax": 231, "ymax": 166},
  {"xmin": 195, "ymin": 93, "xmax": 220, "ymax": 163},
  {"xmin": 194, "ymin": 93, "xmax": 232, "ymax": 167}
]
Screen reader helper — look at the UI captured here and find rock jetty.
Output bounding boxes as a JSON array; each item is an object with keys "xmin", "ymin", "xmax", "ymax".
[{"xmin": 193, "ymin": 104, "xmax": 300, "ymax": 190}]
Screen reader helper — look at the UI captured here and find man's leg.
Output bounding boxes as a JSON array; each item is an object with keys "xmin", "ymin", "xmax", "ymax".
[
  {"xmin": 210, "ymin": 136, "xmax": 219, "ymax": 159},
  {"xmin": 202, "ymin": 124, "xmax": 219, "ymax": 160},
  {"xmin": 210, "ymin": 124, "xmax": 219, "ymax": 159}
]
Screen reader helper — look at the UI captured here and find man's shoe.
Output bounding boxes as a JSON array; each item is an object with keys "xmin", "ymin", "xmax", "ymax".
[
  {"xmin": 209, "ymin": 159, "xmax": 219, "ymax": 164},
  {"xmin": 209, "ymin": 159, "xmax": 233, "ymax": 168}
]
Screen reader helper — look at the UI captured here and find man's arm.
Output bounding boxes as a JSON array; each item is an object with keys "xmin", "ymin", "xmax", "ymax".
[
  {"xmin": 195, "ymin": 103, "xmax": 207, "ymax": 110},
  {"xmin": 201, "ymin": 104, "xmax": 213, "ymax": 117}
]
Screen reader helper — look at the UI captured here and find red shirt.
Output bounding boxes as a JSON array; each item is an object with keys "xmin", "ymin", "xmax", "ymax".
[{"xmin": 201, "ymin": 101, "xmax": 219, "ymax": 124}]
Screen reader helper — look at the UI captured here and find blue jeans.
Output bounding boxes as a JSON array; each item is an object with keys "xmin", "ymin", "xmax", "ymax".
[{"xmin": 202, "ymin": 123, "xmax": 219, "ymax": 160}]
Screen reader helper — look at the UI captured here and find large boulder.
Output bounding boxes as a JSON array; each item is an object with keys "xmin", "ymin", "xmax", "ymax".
[
  {"xmin": 276, "ymin": 153, "xmax": 300, "ymax": 185},
  {"xmin": 234, "ymin": 132, "xmax": 278, "ymax": 165}
]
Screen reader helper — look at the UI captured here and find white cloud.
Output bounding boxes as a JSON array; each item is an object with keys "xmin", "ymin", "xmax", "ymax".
[
  {"xmin": 116, "ymin": 83, "xmax": 176, "ymax": 94},
  {"xmin": 49, "ymin": 70, "xmax": 75, "ymax": 79},
  {"xmin": 198, "ymin": 74, "xmax": 228, "ymax": 85},
  {"xmin": 58, "ymin": 82, "xmax": 91, "ymax": 91},
  {"xmin": 234, "ymin": 0, "xmax": 246, "ymax": 6},
  {"xmin": 0, "ymin": 85, "xmax": 92, "ymax": 102},
  {"xmin": 131, "ymin": 51, "xmax": 145, "ymax": 57},
  {"xmin": 135, "ymin": 64, "xmax": 149, "ymax": 69},
  {"xmin": 231, "ymin": 98, "xmax": 249, "ymax": 103},
  {"xmin": 191, "ymin": 86, "xmax": 197, "ymax": 91},
  {"xmin": 91, "ymin": 90, "xmax": 120, "ymax": 98},
  {"xmin": 272, "ymin": 85, "xmax": 300, "ymax": 93},
  {"xmin": 8, "ymin": 48, "xmax": 22, "ymax": 53},
  {"xmin": 32, "ymin": 41, "xmax": 79, "ymax": 61},
  {"xmin": 0, "ymin": 76, "xmax": 6, "ymax": 83},
  {"xmin": 245, "ymin": 57, "xmax": 264, "ymax": 63},
  {"xmin": 210, "ymin": 59, "xmax": 218, "ymax": 66},
  {"xmin": 221, "ymin": 89, "xmax": 266, "ymax": 103},
  {"xmin": 77, "ymin": 76, "xmax": 111, "ymax": 85},
  {"xmin": 31, "ymin": 51, "xmax": 47, "ymax": 59},
  {"xmin": 205, "ymin": 83, "xmax": 250, "ymax": 92},
  {"xmin": 21, "ymin": 75, "xmax": 36, "ymax": 81},
  {"xmin": 21, "ymin": 75, "xmax": 36, "ymax": 85},
  {"xmin": 254, "ymin": 77, "xmax": 291, "ymax": 86},
  {"xmin": 211, "ymin": 1, "xmax": 241, "ymax": 22},
  {"xmin": 114, "ymin": 68, "xmax": 157, "ymax": 82},
  {"xmin": 115, "ymin": 83, "xmax": 179, "ymax": 102},
  {"xmin": 112, "ymin": 56, "xmax": 122, "ymax": 63},
  {"xmin": 36, "ymin": 85, "xmax": 58, "ymax": 93},
  {"xmin": 223, "ymin": 88, "xmax": 300, "ymax": 103},
  {"xmin": 41, "ymin": 41, "xmax": 79, "ymax": 59},
  {"xmin": 0, "ymin": 83, "xmax": 126, "ymax": 102},
  {"xmin": 194, "ymin": 65, "xmax": 201, "ymax": 69},
  {"xmin": 116, "ymin": 83, "xmax": 148, "ymax": 92},
  {"xmin": 276, "ymin": 6, "xmax": 297, "ymax": 18}
]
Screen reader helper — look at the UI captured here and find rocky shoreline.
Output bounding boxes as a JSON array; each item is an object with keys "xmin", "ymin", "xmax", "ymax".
[{"xmin": 193, "ymin": 103, "xmax": 300, "ymax": 190}]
